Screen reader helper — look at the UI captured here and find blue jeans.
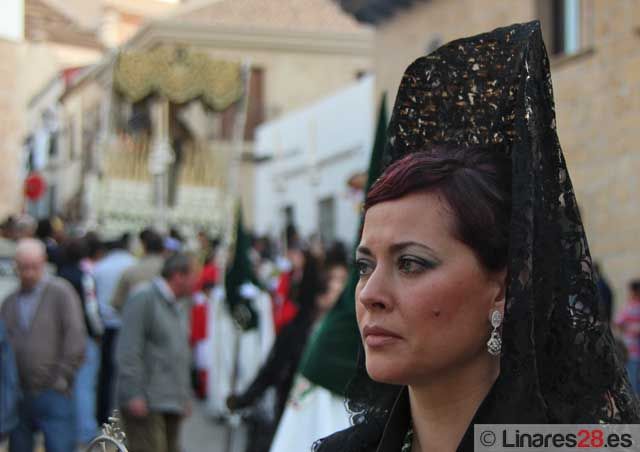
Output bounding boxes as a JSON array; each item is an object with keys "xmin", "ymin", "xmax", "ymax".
[
  {"xmin": 97, "ymin": 327, "xmax": 119, "ymax": 425},
  {"xmin": 627, "ymin": 359, "xmax": 640, "ymax": 394},
  {"xmin": 9, "ymin": 389, "xmax": 74, "ymax": 452},
  {"xmin": 74, "ymin": 337, "xmax": 100, "ymax": 443}
]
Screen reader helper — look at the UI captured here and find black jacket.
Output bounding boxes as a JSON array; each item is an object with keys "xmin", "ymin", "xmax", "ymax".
[
  {"xmin": 57, "ymin": 264, "xmax": 101, "ymax": 339},
  {"xmin": 316, "ymin": 385, "xmax": 498, "ymax": 452}
]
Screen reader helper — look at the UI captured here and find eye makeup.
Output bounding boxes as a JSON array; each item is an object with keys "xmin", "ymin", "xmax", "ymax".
[{"xmin": 397, "ymin": 255, "xmax": 438, "ymax": 275}]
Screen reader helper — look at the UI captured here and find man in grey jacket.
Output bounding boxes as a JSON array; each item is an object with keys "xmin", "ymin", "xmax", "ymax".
[
  {"xmin": 0, "ymin": 238, "xmax": 86, "ymax": 452},
  {"xmin": 116, "ymin": 252, "xmax": 198, "ymax": 452}
]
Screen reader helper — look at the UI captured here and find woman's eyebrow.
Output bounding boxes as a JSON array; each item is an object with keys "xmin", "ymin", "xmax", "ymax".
[
  {"xmin": 356, "ymin": 242, "xmax": 438, "ymax": 256},
  {"xmin": 355, "ymin": 246, "xmax": 373, "ymax": 256},
  {"xmin": 389, "ymin": 241, "xmax": 438, "ymax": 256}
]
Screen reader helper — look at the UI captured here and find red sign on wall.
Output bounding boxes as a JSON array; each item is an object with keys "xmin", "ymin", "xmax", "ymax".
[{"xmin": 24, "ymin": 172, "xmax": 47, "ymax": 201}]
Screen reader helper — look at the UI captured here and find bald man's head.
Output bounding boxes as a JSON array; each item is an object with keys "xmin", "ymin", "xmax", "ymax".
[{"xmin": 15, "ymin": 238, "xmax": 46, "ymax": 291}]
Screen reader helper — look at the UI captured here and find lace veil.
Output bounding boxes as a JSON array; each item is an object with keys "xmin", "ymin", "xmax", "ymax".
[{"xmin": 314, "ymin": 20, "xmax": 639, "ymax": 452}]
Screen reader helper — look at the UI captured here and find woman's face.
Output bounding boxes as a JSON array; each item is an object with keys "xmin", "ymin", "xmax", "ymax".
[
  {"xmin": 355, "ymin": 191, "xmax": 505, "ymax": 386},
  {"xmin": 317, "ymin": 265, "xmax": 349, "ymax": 311},
  {"xmin": 287, "ymin": 248, "xmax": 305, "ymax": 273}
]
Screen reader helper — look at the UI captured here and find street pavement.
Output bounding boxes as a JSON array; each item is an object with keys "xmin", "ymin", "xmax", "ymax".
[
  {"xmin": 182, "ymin": 402, "xmax": 247, "ymax": 452},
  {"xmin": 0, "ymin": 401, "xmax": 248, "ymax": 452}
]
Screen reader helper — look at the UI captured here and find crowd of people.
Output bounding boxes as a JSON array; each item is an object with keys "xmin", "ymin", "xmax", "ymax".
[
  {"xmin": 0, "ymin": 214, "xmax": 350, "ymax": 452},
  {"xmin": 0, "ymin": 210, "xmax": 637, "ymax": 452}
]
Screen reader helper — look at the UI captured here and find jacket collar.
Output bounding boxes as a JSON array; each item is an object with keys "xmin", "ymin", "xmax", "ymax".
[
  {"xmin": 375, "ymin": 387, "xmax": 410, "ymax": 452},
  {"xmin": 375, "ymin": 380, "xmax": 500, "ymax": 452},
  {"xmin": 152, "ymin": 277, "xmax": 176, "ymax": 304},
  {"xmin": 18, "ymin": 274, "xmax": 49, "ymax": 296},
  {"xmin": 7, "ymin": 276, "xmax": 52, "ymax": 334}
]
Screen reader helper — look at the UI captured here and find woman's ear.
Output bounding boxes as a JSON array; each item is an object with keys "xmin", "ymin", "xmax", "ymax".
[
  {"xmin": 491, "ymin": 268, "xmax": 508, "ymax": 314},
  {"xmin": 492, "ymin": 300, "xmax": 505, "ymax": 321}
]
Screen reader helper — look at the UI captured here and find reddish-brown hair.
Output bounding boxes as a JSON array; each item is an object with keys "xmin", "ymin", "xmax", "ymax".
[{"xmin": 364, "ymin": 146, "xmax": 511, "ymax": 271}]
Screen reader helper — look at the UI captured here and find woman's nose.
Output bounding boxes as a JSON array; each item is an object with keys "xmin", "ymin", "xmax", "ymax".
[{"xmin": 357, "ymin": 266, "xmax": 393, "ymax": 311}]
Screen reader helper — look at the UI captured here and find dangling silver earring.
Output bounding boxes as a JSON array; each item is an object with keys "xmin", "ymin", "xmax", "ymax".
[{"xmin": 487, "ymin": 310, "xmax": 502, "ymax": 356}]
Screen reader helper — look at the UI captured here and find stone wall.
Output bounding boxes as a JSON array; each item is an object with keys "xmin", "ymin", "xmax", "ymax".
[
  {"xmin": 0, "ymin": 39, "xmax": 27, "ymax": 219},
  {"xmin": 0, "ymin": 37, "xmax": 101, "ymax": 221},
  {"xmin": 557, "ymin": 0, "xmax": 640, "ymax": 311}
]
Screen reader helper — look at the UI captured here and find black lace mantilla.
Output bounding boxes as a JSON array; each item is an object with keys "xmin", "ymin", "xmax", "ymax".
[{"xmin": 314, "ymin": 21, "xmax": 639, "ymax": 452}]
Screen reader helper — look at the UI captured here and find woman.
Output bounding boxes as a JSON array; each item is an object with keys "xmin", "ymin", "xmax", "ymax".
[
  {"xmin": 355, "ymin": 146, "xmax": 508, "ymax": 451},
  {"xmin": 272, "ymin": 241, "xmax": 308, "ymax": 334},
  {"xmin": 314, "ymin": 21, "xmax": 639, "ymax": 452},
  {"xmin": 267, "ymin": 245, "xmax": 354, "ymax": 452},
  {"xmin": 227, "ymin": 248, "xmax": 328, "ymax": 452}
]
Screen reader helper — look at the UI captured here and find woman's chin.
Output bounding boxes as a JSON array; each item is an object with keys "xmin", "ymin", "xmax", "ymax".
[{"xmin": 365, "ymin": 359, "xmax": 409, "ymax": 385}]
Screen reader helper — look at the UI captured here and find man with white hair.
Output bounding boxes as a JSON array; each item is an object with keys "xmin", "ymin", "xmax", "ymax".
[
  {"xmin": 0, "ymin": 238, "xmax": 86, "ymax": 452},
  {"xmin": 0, "ymin": 214, "xmax": 37, "ymax": 303}
]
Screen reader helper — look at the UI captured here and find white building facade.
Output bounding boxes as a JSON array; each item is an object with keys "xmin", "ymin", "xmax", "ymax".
[
  {"xmin": 253, "ymin": 75, "xmax": 374, "ymax": 247},
  {"xmin": 0, "ymin": 0, "xmax": 24, "ymax": 42}
]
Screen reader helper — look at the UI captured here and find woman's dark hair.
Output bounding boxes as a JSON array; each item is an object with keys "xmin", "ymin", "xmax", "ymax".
[
  {"xmin": 85, "ymin": 231, "xmax": 104, "ymax": 259},
  {"xmin": 141, "ymin": 229, "xmax": 164, "ymax": 254},
  {"xmin": 364, "ymin": 145, "xmax": 511, "ymax": 271},
  {"xmin": 294, "ymin": 250, "xmax": 324, "ymax": 314},
  {"xmin": 35, "ymin": 219, "xmax": 53, "ymax": 240},
  {"xmin": 59, "ymin": 237, "xmax": 89, "ymax": 265},
  {"xmin": 139, "ymin": 227, "xmax": 152, "ymax": 243},
  {"xmin": 169, "ymin": 226, "xmax": 183, "ymax": 242},
  {"xmin": 325, "ymin": 240, "xmax": 349, "ymax": 269}
]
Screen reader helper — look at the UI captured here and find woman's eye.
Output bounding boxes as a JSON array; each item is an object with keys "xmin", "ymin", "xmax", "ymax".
[
  {"xmin": 355, "ymin": 259, "xmax": 373, "ymax": 277},
  {"xmin": 398, "ymin": 257, "xmax": 429, "ymax": 274}
]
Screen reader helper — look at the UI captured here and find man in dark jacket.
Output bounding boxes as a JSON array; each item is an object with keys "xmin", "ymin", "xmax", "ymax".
[
  {"xmin": 57, "ymin": 237, "xmax": 103, "ymax": 447},
  {"xmin": 116, "ymin": 252, "xmax": 197, "ymax": 452}
]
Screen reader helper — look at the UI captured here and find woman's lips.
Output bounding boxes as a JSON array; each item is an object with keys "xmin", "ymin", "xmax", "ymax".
[{"xmin": 362, "ymin": 325, "xmax": 402, "ymax": 347}]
